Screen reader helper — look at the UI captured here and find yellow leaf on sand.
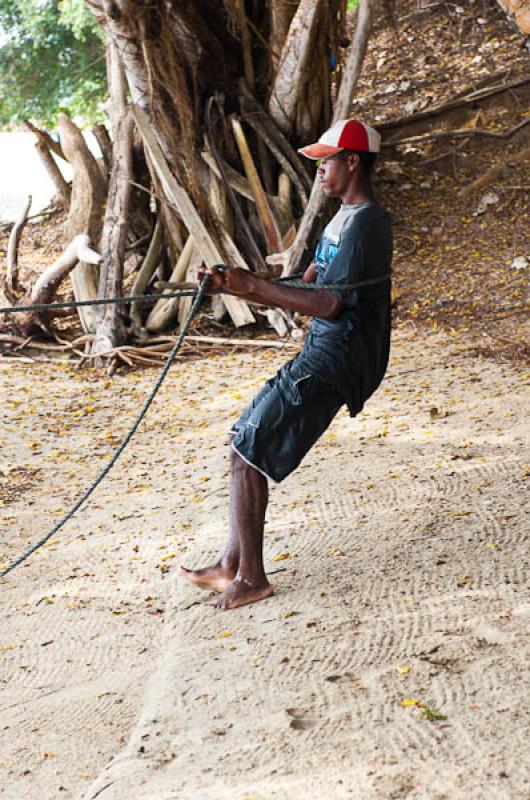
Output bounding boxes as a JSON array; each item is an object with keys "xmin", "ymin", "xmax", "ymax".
[
  {"xmin": 219, "ymin": 631, "xmax": 233, "ymax": 638},
  {"xmin": 401, "ymin": 697, "xmax": 421, "ymax": 708},
  {"xmin": 397, "ymin": 664, "xmax": 410, "ymax": 675},
  {"xmin": 272, "ymin": 552, "xmax": 294, "ymax": 562}
]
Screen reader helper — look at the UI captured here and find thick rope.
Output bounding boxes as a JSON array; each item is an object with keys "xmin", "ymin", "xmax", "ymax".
[
  {"xmin": 0, "ymin": 269, "xmax": 391, "ymax": 578},
  {"xmin": 0, "ymin": 273, "xmax": 391, "ymax": 316},
  {"xmin": 0, "ymin": 276, "xmax": 211, "ymax": 579}
]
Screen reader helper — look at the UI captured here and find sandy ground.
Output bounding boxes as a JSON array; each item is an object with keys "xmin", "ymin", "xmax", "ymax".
[{"xmin": 0, "ymin": 323, "xmax": 529, "ymax": 800}]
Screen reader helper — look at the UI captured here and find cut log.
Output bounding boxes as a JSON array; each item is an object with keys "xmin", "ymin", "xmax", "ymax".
[
  {"xmin": 59, "ymin": 113, "xmax": 108, "ymax": 332},
  {"xmin": 133, "ymin": 105, "xmax": 255, "ymax": 327}
]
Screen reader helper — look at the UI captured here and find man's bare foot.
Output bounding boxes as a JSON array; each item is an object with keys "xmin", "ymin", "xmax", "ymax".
[
  {"xmin": 214, "ymin": 575, "xmax": 273, "ymax": 610},
  {"xmin": 179, "ymin": 564, "xmax": 236, "ymax": 593}
]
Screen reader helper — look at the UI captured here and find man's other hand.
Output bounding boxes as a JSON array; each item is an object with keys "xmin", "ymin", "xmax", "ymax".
[{"xmin": 197, "ymin": 265, "xmax": 254, "ymax": 296}]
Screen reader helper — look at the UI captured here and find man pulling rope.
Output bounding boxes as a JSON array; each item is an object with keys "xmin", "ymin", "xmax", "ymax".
[{"xmin": 179, "ymin": 118, "xmax": 393, "ymax": 609}]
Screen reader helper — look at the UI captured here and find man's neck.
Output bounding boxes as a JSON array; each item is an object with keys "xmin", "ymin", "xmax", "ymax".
[{"xmin": 340, "ymin": 184, "xmax": 375, "ymax": 205}]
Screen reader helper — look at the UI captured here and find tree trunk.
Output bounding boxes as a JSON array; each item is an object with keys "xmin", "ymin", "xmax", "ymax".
[{"xmin": 92, "ymin": 40, "xmax": 133, "ymax": 358}]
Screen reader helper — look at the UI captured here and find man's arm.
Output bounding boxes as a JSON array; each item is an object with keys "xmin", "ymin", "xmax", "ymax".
[{"xmin": 198, "ymin": 265, "xmax": 344, "ymax": 321}]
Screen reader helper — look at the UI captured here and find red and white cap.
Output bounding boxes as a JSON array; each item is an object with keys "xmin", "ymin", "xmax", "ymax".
[{"xmin": 298, "ymin": 118, "xmax": 381, "ymax": 160}]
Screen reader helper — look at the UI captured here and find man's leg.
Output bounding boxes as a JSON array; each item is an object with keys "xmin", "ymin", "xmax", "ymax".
[
  {"xmin": 214, "ymin": 445, "xmax": 273, "ymax": 610},
  {"xmin": 179, "ymin": 437, "xmax": 272, "ymax": 605}
]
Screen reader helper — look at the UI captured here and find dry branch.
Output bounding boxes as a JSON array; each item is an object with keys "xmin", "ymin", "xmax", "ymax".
[
  {"xmin": 379, "ymin": 75, "xmax": 530, "ymax": 133},
  {"xmin": 23, "ymin": 119, "xmax": 66, "ymax": 161},
  {"xmin": 6, "ymin": 196, "xmax": 31, "ymax": 299}
]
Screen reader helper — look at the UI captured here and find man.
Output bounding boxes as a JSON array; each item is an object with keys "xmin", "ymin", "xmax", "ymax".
[{"xmin": 179, "ymin": 118, "xmax": 393, "ymax": 610}]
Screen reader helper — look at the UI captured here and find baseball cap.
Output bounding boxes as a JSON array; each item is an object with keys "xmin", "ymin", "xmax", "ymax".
[{"xmin": 298, "ymin": 118, "xmax": 381, "ymax": 160}]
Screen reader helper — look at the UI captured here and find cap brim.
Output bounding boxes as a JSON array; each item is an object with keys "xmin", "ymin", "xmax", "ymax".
[{"xmin": 297, "ymin": 144, "xmax": 344, "ymax": 160}]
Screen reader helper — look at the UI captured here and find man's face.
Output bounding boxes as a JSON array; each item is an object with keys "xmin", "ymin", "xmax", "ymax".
[{"xmin": 317, "ymin": 152, "xmax": 358, "ymax": 198}]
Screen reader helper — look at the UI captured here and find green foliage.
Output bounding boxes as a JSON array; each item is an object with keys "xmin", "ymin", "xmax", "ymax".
[
  {"xmin": 347, "ymin": 0, "xmax": 360, "ymax": 9},
  {"xmin": 419, "ymin": 706, "xmax": 448, "ymax": 722},
  {"xmin": 0, "ymin": 0, "xmax": 106, "ymax": 128}
]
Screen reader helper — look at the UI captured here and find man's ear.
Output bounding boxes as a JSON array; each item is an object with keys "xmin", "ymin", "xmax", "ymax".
[{"xmin": 348, "ymin": 153, "xmax": 360, "ymax": 172}]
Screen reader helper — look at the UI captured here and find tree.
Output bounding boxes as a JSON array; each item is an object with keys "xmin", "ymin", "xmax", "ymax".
[{"xmin": 0, "ymin": 0, "xmax": 106, "ymax": 126}]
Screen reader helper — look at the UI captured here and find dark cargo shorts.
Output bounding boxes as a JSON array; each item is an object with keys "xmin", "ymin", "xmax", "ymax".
[{"xmin": 230, "ymin": 354, "xmax": 345, "ymax": 483}]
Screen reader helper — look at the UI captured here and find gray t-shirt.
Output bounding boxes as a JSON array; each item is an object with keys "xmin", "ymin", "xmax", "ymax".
[{"xmin": 302, "ymin": 202, "xmax": 393, "ymax": 415}]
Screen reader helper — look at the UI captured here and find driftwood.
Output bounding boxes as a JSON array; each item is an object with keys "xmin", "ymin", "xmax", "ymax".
[
  {"xmin": 3, "ymin": 235, "xmax": 101, "ymax": 338},
  {"xmin": 286, "ymin": 0, "xmax": 374, "ymax": 276},
  {"xmin": 6, "ymin": 196, "xmax": 32, "ymax": 300},
  {"xmin": 59, "ymin": 113, "xmax": 108, "ymax": 333}
]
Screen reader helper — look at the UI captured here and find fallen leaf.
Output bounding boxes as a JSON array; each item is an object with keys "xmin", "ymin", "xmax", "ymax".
[
  {"xmin": 272, "ymin": 552, "xmax": 294, "ymax": 562},
  {"xmin": 401, "ymin": 697, "xmax": 421, "ymax": 708}
]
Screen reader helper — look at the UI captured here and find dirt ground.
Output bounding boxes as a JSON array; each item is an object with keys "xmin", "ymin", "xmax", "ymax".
[{"xmin": 1, "ymin": 1, "xmax": 529, "ymax": 799}]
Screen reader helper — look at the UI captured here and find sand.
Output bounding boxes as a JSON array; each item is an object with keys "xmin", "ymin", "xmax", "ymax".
[{"xmin": 1, "ymin": 323, "xmax": 528, "ymax": 800}]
